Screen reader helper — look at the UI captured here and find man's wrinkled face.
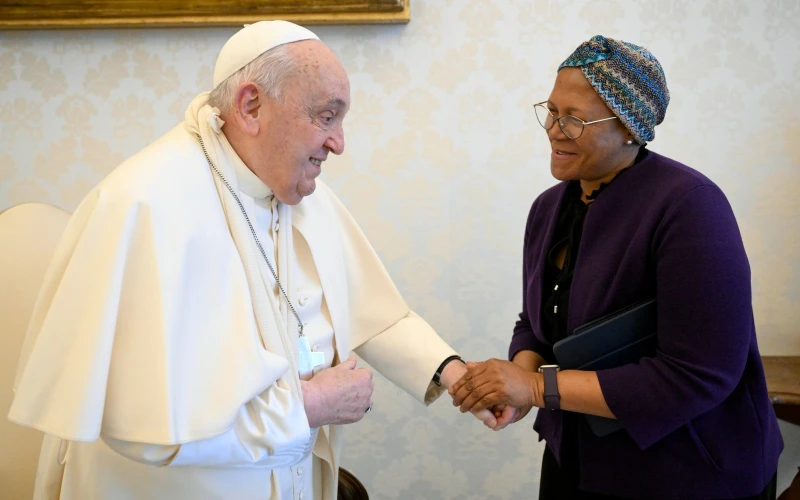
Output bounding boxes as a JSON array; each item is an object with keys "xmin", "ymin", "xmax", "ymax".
[{"xmin": 256, "ymin": 41, "xmax": 350, "ymax": 205}]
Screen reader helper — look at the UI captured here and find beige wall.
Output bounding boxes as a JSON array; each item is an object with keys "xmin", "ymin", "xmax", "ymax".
[{"xmin": 1, "ymin": 0, "xmax": 798, "ymax": 497}]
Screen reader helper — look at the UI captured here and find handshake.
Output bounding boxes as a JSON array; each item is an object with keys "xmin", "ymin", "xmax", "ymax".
[
  {"xmin": 301, "ymin": 356, "xmax": 545, "ymax": 431},
  {"xmin": 446, "ymin": 358, "xmax": 545, "ymax": 431}
]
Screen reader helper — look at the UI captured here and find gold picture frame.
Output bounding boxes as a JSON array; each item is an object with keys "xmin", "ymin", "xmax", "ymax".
[{"xmin": 0, "ymin": 0, "xmax": 409, "ymax": 30}]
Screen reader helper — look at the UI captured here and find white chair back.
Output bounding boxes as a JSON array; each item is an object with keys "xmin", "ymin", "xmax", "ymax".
[{"xmin": 0, "ymin": 203, "xmax": 70, "ymax": 500}]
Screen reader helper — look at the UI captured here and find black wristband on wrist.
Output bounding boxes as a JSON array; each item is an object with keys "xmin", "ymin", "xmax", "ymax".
[
  {"xmin": 433, "ymin": 355, "xmax": 465, "ymax": 386},
  {"xmin": 538, "ymin": 365, "xmax": 561, "ymax": 410}
]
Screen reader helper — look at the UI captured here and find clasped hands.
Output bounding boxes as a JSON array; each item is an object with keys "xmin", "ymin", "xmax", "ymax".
[
  {"xmin": 300, "ymin": 356, "xmax": 541, "ymax": 431},
  {"xmin": 448, "ymin": 358, "xmax": 544, "ymax": 431}
]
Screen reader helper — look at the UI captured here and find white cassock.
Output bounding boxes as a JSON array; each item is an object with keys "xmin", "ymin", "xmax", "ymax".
[{"xmin": 8, "ymin": 93, "xmax": 458, "ymax": 500}]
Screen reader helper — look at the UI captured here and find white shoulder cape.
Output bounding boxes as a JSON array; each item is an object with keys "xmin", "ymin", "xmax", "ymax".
[{"xmin": 9, "ymin": 125, "xmax": 410, "ymax": 446}]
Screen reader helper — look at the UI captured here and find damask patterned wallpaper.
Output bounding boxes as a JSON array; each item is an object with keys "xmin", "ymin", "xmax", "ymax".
[{"xmin": 1, "ymin": 0, "xmax": 798, "ymax": 497}]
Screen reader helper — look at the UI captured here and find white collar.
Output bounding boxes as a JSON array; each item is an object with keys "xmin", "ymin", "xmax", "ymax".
[{"xmin": 218, "ymin": 131, "xmax": 274, "ymax": 200}]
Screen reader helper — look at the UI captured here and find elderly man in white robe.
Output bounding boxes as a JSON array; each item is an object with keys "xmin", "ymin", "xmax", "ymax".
[{"xmin": 9, "ymin": 21, "xmax": 495, "ymax": 500}]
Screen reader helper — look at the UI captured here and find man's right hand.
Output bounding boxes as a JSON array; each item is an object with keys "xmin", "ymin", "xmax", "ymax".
[{"xmin": 301, "ymin": 355, "xmax": 374, "ymax": 428}]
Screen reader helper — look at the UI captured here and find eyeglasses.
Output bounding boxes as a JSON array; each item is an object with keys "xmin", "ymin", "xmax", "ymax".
[{"xmin": 533, "ymin": 101, "xmax": 618, "ymax": 140}]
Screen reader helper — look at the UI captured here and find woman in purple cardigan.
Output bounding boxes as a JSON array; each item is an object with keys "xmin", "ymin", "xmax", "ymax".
[{"xmin": 450, "ymin": 36, "xmax": 783, "ymax": 499}]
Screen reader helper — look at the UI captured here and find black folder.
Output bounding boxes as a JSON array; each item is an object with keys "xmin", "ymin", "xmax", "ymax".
[{"xmin": 552, "ymin": 299, "xmax": 657, "ymax": 437}]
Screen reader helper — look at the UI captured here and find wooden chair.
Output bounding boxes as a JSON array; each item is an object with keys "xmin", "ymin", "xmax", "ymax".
[
  {"xmin": 763, "ymin": 356, "xmax": 800, "ymax": 500},
  {"xmin": 338, "ymin": 467, "xmax": 369, "ymax": 500}
]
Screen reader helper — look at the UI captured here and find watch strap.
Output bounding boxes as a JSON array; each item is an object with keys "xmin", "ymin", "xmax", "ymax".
[
  {"xmin": 539, "ymin": 365, "xmax": 561, "ymax": 410},
  {"xmin": 433, "ymin": 355, "xmax": 464, "ymax": 386}
]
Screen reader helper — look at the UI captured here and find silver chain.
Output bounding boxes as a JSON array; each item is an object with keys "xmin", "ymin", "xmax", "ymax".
[{"xmin": 195, "ymin": 134, "xmax": 304, "ymax": 337}]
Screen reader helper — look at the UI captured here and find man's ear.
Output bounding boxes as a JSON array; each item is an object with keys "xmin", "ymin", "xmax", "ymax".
[{"xmin": 232, "ymin": 82, "xmax": 262, "ymax": 137}]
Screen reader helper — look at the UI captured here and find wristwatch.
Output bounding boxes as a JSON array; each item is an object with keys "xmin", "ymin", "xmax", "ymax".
[{"xmin": 538, "ymin": 365, "xmax": 561, "ymax": 410}]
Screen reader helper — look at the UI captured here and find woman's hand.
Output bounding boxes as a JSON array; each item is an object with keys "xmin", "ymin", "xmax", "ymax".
[{"xmin": 449, "ymin": 359, "xmax": 542, "ymax": 415}]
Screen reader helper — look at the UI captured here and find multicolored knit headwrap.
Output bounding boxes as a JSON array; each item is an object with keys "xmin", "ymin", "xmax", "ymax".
[{"xmin": 558, "ymin": 35, "xmax": 669, "ymax": 144}]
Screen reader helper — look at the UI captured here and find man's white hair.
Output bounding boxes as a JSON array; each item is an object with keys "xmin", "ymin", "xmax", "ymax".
[{"xmin": 208, "ymin": 44, "xmax": 298, "ymax": 114}]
